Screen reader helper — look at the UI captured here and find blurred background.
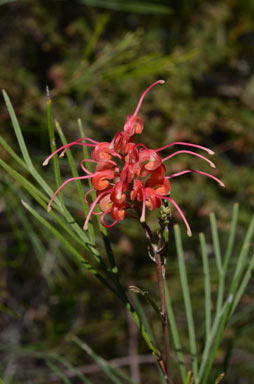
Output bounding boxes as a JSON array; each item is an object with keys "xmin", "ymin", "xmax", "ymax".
[{"xmin": 0, "ymin": 0, "xmax": 254, "ymax": 383}]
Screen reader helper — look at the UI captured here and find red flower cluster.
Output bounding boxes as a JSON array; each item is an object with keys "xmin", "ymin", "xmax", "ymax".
[{"xmin": 44, "ymin": 80, "xmax": 224, "ymax": 236}]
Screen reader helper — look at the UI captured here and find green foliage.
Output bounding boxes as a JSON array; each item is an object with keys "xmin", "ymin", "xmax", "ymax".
[
  {"xmin": 2, "ymin": 92, "xmax": 253, "ymax": 383},
  {"xmin": 1, "ymin": 1, "xmax": 254, "ymax": 383}
]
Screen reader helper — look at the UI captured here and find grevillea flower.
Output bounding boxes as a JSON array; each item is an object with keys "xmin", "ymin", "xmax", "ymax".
[{"xmin": 43, "ymin": 80, "xmax": 225, "ymax": 236}]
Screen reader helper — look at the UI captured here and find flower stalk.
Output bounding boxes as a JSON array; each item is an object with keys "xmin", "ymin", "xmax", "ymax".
[{"xmin": 141, "ymin": 220, "xmax": 173, "ymax": 384}]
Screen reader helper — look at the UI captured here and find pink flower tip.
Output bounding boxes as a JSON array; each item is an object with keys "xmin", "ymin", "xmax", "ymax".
[
  {"xmin": 42, "ymin": 159, "xmax": 49, "ymax": 166},
  {"xmin": 187, "ymin": 229, "xmax": 192, "ymax": 237},
  {"xmin": 140, "ymin": 215, "xmax": 145, "ymax": 223},
  {"xmin": 83, "ymin": 222, "xmax": 89, "ymax": 231},
  {"xmin": 208, "ymin": 149, "xmax": 215, "ymax": 155},
  {"xmin": 59, "ymin": 150, "xmax": 66, "ymax": 158},
  {"xmin": 47, "ymin": 205, "xmax": 52, "ymax": 213},
  {"xmin": 158, "ymin": 80, "xmax": 165, "ymax": 84},
  {"xmin": 219, "ymin": 181, "xmax": 226, "ymax": 188}
]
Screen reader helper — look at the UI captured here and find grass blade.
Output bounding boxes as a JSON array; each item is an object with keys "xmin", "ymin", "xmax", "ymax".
[
  {"xmin": 230, "ymin": 213, "xmax": 254, "ymax": 287},
  {"xmin": 198, "ymin": 214, "xmax": 254, "ymax": 383},
  {"xmin": 1, "ymin": 141, "xmax": 158, "ymax": 357},
  {"xmin": 185, "ymin": 371, "xmax": 193, "ymax": 384},
  {"xmin": 84, "ymin": 13, "xmax": 110, "ymax": 59},
  {"xmin": 199, "ymin": 233, "xmax": 212, "ymax": 340},
  {"xmin": 228, "ymin": 243, "xmax": 250, "ymax": 298},
  {"xmin": 46, "ymin": 360, "xmax": 71, "ymax": 384},
  {"xmin": 174, "ymin": 225, "xmax": 198, "ymax": 378},
  {"xmin": 55, "ymin": 119, "xmax": 95, "ymax": 243},
  {"xmin": 48, "ymin": 353, "xmax": 92, "ymax": 384},
  {"xmin": 0, "ymin": 157, "xmax": 95, "ymax": 253},
  {"xmin": 200, "ymin": 244, "xmax": 251, "ymax": 383},
  {"xmin": 0, "ymin": 135, "xmax": 28, "ymax": 170},
  {"xmin": 227, "ymin": 213, "xmax": 254, "ymax": 303},
  {"xmin": 197, "ymin": 295, "xmax": 233, "ymax": 384},
  {"xmin": 73, "ymin": 337, "xmax": 122, "ymax": 384},
  {"xmin": 77, "ymin": 119, "xmax": 106, "ymax": 234},
  {"xmin": 2, "ymin": 90, "xmax": 34, "ymax": 169},
  {"xmin": 75, "ymin": 0, "xmax": 172, "ymax": 15},
  {"xmin": 21, "ymin": 200, "xmax": 117, "ymax": 294},
  {"xmin": 47, "ymin": 99, "xmax": 64, "ymax": 204},
  {"xmin": 129, "ymin": 291, "xmax": 155, "ymax": 343},
  {"xmin": 14, "ymin": 197, "xmax": 47, "ymax": 268},
  {"xmin": 125, "ymin": 301, "xmax": 161, "ymax": 359},
  {"xmin": 2, "ymin": 90, "xmax": 63, "ymax": 208},
  {"xmin": 165, "ymin": 282, "xmax": 187, "ymax": 383},
  {"xmin": 230, "ymin": 255, "xmax": 254, "ymax": 317},
  {"xmin": 0, "ymin": 157, "xmax": 49, "ymax": 205},
  {"xmin": 215, "ymin": 373, "xmax": 224, "ymax": 384},
  {"xmin": 210, "ymin": 213, "xmax": 224, "ymax": 314},
  {"xmin": 223, "ymin": 203, "xmax": 239, "ymax": 272}
]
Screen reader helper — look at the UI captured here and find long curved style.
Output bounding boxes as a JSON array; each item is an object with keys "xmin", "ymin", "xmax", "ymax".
[{"xmin": 43, "ymin": 80, "xmax": 224, "ymax": 236}]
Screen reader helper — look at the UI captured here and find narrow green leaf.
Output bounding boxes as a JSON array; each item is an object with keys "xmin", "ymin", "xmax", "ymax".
[
  {"xmin": 111, "ymin": 366, "xmax": 139, "ymax": 384},
  {"xmin": 199, "ymin": 233, "xmax": 212, "ymax": 339},
  {"xmin": 199, "ymin": 242, "xmax": 249, "ymax": 384},
  {"xmin": 0, "ymin": 157, "xmax": 94, "ymax": 253},
  {"xmin": 84, "ymin": 13, "xmax": 110, "ymax": 59},
  {"xmin": 21, "ymin": 200, "xmax": 117, "ymax": 294},
  {"xmin": 5, "ymin": 192, "xmax": 27, "ymax": 254},
  {"xmin": 0, "ymin": 135, "xmax": 27, "ymax": 169},
  {"xmin": 223, "ymin": 203, "xmax": 239, "ymax": 272},
  {"xmin": 174, "ymin": 225, "xmax": 198, "ymax": 378},
  {"xmin": 2, "ymin": 90, "xmax": 33, "ymax": 169},
  {"xmin": 229, "ymin": 256, "xmax": 254, "ymax": 318},
  {"xmin": 198, "ymin": 215, "xmax": 254, "ymax": 383},
  {"xmin": 230, "ymin": 214, "xmax": 254, "ymax": 289},
  {"xmin": 14, "ymin": 195, "xmax": 47, "ymax": 269},
  {"xmin": 130, "ymin": 292, "xmax": 155, "ymax": 343},
  {"xmin": 77, "ymin": 119, "xmax": 106, "ymax": 234},
  {"xmin": 210, "ymin": 213, "xmax": 224, "ymax": 314},
  {"xmin": 229, "ymin": 243, "xmax": 250, "ymax": 297},
  {"xmin": 2, "ymin": 91, "xmax": 63, "ymax": 209},
  {"xmin": 215, "ymin": 373, "xmax": 224, "ymax": 384},
  {"xmin": 55, "ymin": 120, "xmax": 95, "ymax": 243},
  {"xmin": 2, "ymin": 161, "xmax": 48, "ymax": 271},
  {"xmin": 21, "ymin": 201, "xmax": 86, "ymax": 265},
  {"xmin": 48, "ymin": 353, "xmax": 92, "ymax": 384},
  {"xmin": 73, "ymin": 337, "xmax": 122, "ymax": 384},
  {"xmin": 0, "ymin": 157, "xmax": 49, "ymax": 205},
  {"xmin": 230, "ymin": 255, "xmax": 254, "ymax": 316},
  {"xmin": 185, "ymin": 371, "xmax": 193, "ymax": 384},
  {"xmin": 165, "ymin": 282, "xmax": 187, "ymax": 383},
  {"xmin": 129, "ymin": 285, "xmax": 162, "ymax": 320},
  {"xmin": 46, "ymin": 360, "xmax": 71, "ymax": 384},
  {"xmin": 0, "ymin": 342, "xmax": 91, "ymax": 383},
  {"xmin": 0, "ymin": 153, "xmax": 126, "ymax": 300},
  {"xmin": 197, "ymin": 296, "xmax": 233, "ymax": 384},
  {"xmin": 47, "ymin": 100, "xmax": 64, "ymax": 204},
  {"xmin": 125, "ymin": 302, "xmax": 161, "ymax": 359},
  {"xmin": 75, "ymin": 0, "xmax": 172, "ymax": 15}
]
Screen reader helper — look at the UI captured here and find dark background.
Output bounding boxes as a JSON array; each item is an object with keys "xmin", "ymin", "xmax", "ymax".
[{"xmin": 0, "ymin": 0, "xmax": 254, "ymax": 383}]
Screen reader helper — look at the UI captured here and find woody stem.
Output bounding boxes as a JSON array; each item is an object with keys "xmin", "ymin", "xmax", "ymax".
[
  {"xmin": 154, "ymin": 243, "xmax": 172, "ymax": 384},
  {"xmin": 141, "ymin": 221, "xmax": 173, "ymax": 384}
]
